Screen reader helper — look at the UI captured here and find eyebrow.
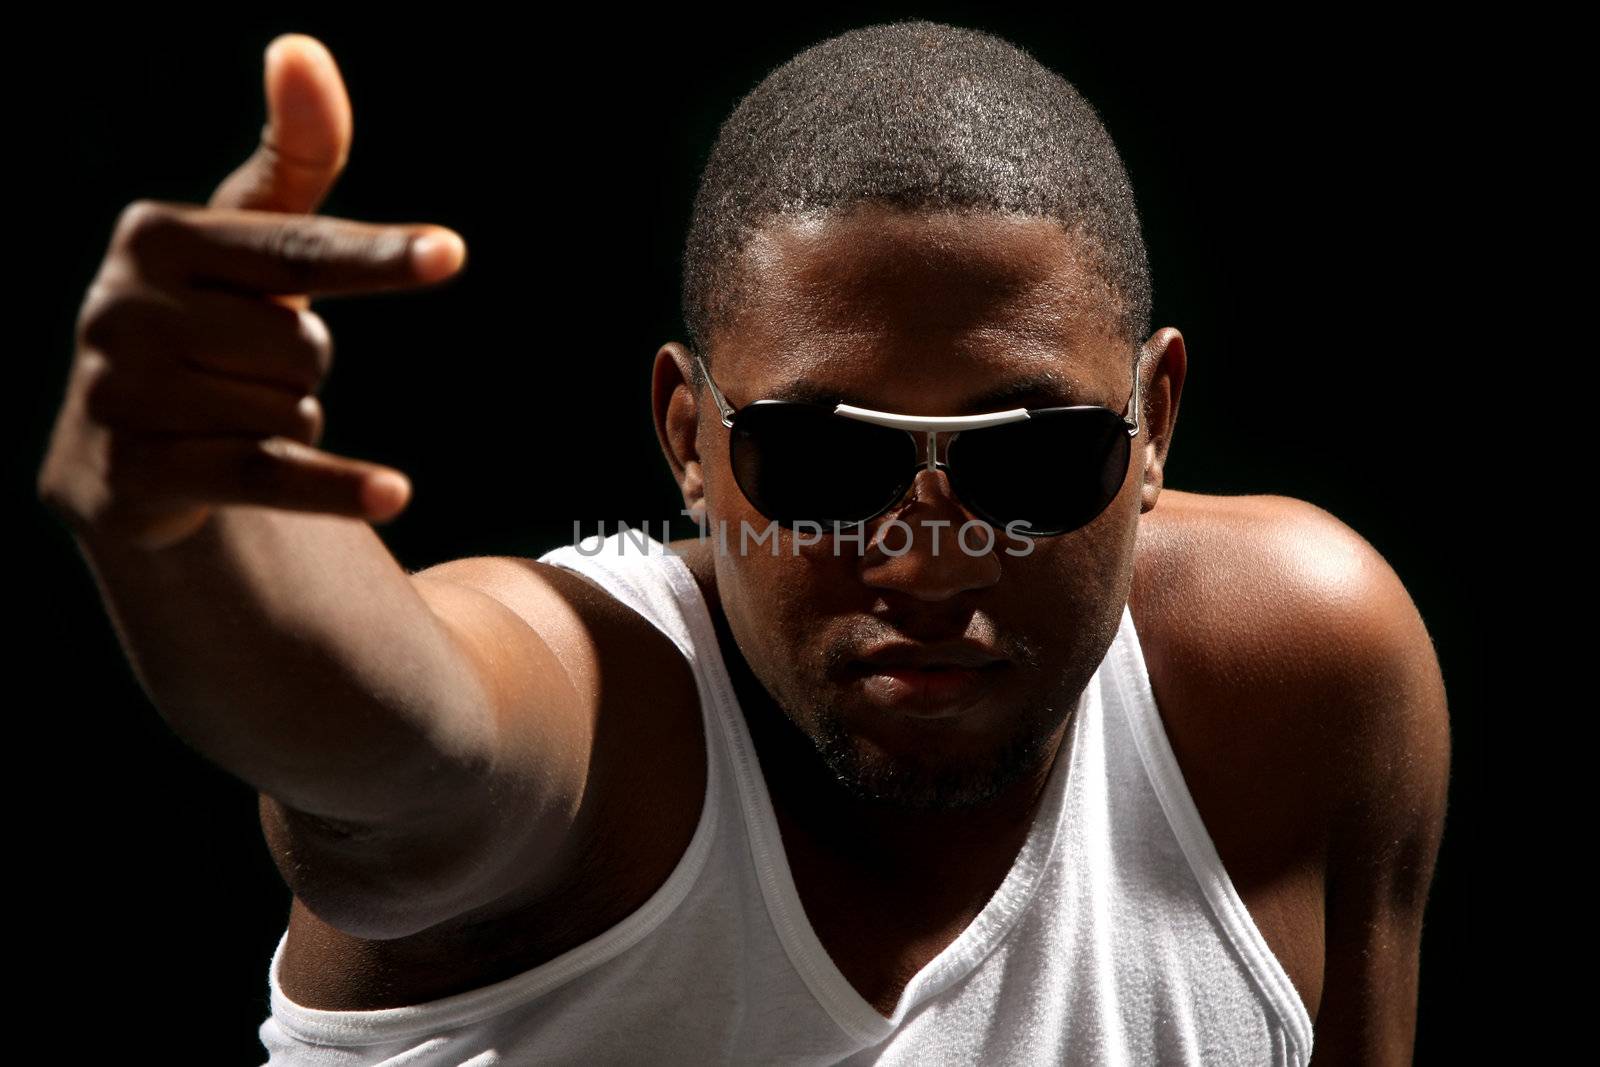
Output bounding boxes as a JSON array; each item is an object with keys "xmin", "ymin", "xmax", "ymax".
[{"xmin": 765, "ymin": 370, "xmax": 1090, "ymax": 412}]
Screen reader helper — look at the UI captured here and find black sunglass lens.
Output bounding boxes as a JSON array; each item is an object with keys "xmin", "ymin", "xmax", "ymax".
[
  {"xmin": 947, "ymin": 409, "xmax": 1131, "ymax": 535},
  {"xmin": 729, "ymin": 403, "xmax": 915, "ymax": 526}
]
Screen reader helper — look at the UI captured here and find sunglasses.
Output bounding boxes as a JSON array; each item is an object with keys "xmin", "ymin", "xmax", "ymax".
[{"xmin": 692, "ymin": 349, "xmax": 1142, "ymax": 538}]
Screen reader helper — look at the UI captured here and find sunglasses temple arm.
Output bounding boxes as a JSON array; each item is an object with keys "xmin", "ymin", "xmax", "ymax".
[
  {"xmin": 693, "ymin": 351, "xmax": 738, "ymax": 428},
  {"xmin": 1126, "ymin": 344, "xmax": 1144, "ymax": 437}
]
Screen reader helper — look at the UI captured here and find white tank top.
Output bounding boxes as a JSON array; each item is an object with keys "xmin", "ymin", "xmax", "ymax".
[{"xmin": 258, "ymin": 528, "xmax": 1315, "ymax": 1065}]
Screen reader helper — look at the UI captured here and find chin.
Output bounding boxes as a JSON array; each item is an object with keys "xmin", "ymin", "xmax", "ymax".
[{"xmin": 810, "ymin": 712, "xmax": 1055, "ymax": 812}]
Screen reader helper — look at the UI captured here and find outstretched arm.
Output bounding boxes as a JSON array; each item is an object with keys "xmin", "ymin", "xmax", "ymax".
[{"xmin": 38, "ymin": 36, "xmax": 601, "ymax": 942}]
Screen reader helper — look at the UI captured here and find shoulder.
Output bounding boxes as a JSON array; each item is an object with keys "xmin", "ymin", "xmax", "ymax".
[
  {"xmin": 1132, "ymin": 490, "xmax": 1448, "ymax": 751},
  {"xmin": 1131, "ymin": 490, "xmax": 1450, "ymax": 1050},
  {"xmin": 1132, "ymin": 489, "xmax": 1449, "ymax": 822},
  {"xmin": 409, "ymin": 553, "xmax": 699, "ymax": 712},
  {"xmin": 1134, "ymin": 489, "xmax": 1405, "ymax": 625}
]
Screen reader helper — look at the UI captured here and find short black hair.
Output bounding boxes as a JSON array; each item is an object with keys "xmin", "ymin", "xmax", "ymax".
[{"xmin": 681, "ymin": 19, "xmax": 1152, "ymax": 376}]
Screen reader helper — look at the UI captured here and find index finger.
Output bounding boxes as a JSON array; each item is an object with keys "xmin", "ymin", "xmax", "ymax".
[{"xmin": 115, "ymin": 200, "xmax": 466, "ymax": 297}]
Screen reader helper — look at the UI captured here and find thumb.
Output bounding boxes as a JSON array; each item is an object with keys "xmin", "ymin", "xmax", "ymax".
[{"xmin": 208, "ymin": 33, "xmax": 353, "ymax": 217}]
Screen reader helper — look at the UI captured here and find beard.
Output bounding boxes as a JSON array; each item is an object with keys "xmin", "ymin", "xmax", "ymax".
[
  {"xmin": 796, "ymin": 683, "xmax": 1077, "ymax": 812},
  {"xmin": 745, "ymin": 623, "xmax": 1081, "ymax": 812}
]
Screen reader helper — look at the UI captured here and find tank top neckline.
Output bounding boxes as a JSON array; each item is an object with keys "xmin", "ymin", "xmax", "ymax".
[{"xmin": 655, "ymin": 547, "xmax": 1086, "ymax": 1046}]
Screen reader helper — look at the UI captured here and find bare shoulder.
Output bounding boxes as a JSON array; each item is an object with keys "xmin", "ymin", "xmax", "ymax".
[
  {"xmin": 1134, "ymin": 488, "xmax": 1411, "ymax": 623},
  {"xmin": 1132, "ymin": 489, "xmax": 1451, "ymax": 1057},
  {"xmin": 1131, "ymin": 488, "xmax": 1449, "ymax": 816},
  {"xmin": 1132, "ymin": 489, "xmax": 1448, "ymax": 734}
]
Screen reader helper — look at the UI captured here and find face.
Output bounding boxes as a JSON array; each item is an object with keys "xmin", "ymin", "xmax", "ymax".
[{"xmin": 659, "ymin": 203, "xmax": 1175, "ymax": 812}]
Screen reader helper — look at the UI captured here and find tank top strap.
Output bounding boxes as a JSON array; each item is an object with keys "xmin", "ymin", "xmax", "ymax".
[
  {"xmin": 537, "ymin": 527, "xmax": 704, "ymax": 665},
  {"xmin": 1100, "ymin": 600, "xmax": 1317, "ymax": 1059}
]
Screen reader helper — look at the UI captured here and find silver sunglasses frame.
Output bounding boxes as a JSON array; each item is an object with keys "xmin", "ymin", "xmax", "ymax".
[{"xmin": 693, "ymin": 349, "xmax": 1141, "ymax": 474}]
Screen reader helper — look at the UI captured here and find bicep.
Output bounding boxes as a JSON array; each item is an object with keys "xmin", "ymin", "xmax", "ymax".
[{"xmin": 259, "ymin": 557, "xmax": 601, "ymax": 939}]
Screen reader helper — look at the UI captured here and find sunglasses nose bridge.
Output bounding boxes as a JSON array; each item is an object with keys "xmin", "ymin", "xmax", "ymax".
[
  {"xmin": 909, "ymin": 428, "xmax": 955, "ymax": 473},
  {"xmin": 891, "ymin": 435, "xmax": 981, "ymax": 528}
]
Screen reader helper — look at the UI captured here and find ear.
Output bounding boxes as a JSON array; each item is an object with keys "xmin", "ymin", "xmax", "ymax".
[
  {"xmin": 652, "ymin": 342, "xmax": 708, "ymax": 527},
  {"xmin": 1136, "ymin": 327, "xmax": 1187, "ymax": 514}
]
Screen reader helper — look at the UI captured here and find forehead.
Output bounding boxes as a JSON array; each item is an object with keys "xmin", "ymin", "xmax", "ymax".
[{"xmin": 715, "ymin": 205, "xmax": 1127, "ymax": 409}]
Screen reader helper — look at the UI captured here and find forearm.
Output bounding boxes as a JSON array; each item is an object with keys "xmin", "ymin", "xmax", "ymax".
[{"xmin": 72, "ymin": 504, "xmax": 492, "ymax": 827}]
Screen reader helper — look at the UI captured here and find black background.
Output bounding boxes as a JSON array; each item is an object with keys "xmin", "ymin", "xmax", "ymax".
[{"xmin": 25, "ymin": 8, "xmax": 1480, "ymax": 1063}]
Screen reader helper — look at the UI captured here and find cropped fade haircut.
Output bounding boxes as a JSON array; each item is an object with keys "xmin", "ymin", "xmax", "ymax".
[{"xmin": 680, "ymin": 19, "xmax": 1152, "ymax": 382}]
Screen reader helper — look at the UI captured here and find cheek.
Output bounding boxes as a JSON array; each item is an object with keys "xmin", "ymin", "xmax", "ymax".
[
  {"xmin": 714, "ymin": 541, "xmax": 860, "ymax": 686},
  {"xmin": 1000, "ymin": 534, "xmax": 1137, "ymax": 657},
  {"xmin": 701, "ymin": 440, "xmax": 756, "ymax": 531},
  {"xmin": 714, "ymin": 550, "xmax": 808, "ymax": 673}
]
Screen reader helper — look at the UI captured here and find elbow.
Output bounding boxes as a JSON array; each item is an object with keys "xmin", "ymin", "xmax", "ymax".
[{"xmin": 257, "ymin": 791, "xmax": 508, "ymax": 940}]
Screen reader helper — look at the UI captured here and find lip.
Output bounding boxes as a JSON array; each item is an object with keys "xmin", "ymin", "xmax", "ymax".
[
  {"xmin": 851, "ymin": 640, "xmax": 1009, "ymax": 672},
  {"xmin": 845, "ymin": 641, "xmax": 1012, "ymax": 716},
  {"xmin": 852, "ymin": 663, "xmax": 1011, "ymax": 716}
]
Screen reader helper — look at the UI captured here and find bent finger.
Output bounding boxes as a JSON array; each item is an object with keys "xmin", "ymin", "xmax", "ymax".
[{"xmin": 112, "ymin": 435, "xmax": 411, "ymax": 522}]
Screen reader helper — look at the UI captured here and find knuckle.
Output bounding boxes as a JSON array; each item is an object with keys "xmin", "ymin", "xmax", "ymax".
[
  {"xmin": 296, "ymin": 308, "xmax": 336, "ymax": 382},
  {"xmin": 112, "ymin": 199, "xmax": 184, "ymax": 260},
  {"xmin": 35, "ymin": 469, "xmax": 94, "ymax": 532},
  {"xmin": 292, "ymin": 395, "xmax": 325, "ymax": 443},
  {"xmin": 35, "ymin": 460, "xmax": 68, "ymax": 513},
  {"xmin": 76, "ymin": 283, "xmax": 154, "ymax": 353},
  {"xmin": 113, "ymin": 199, "xmax": 163, "ymax": 239},
  {"xmin": 77, "ymin": 354, "xmax": 127, "ymax": 425},
  {"xmin": 35, "ymin": 432, "xmax": 105, "ymax": 530}
]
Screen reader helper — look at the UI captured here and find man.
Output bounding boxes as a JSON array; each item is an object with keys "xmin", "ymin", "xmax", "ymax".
[{"xmin": 38, "ymin": 21, "xmax": 1449, "ymax": 1066}]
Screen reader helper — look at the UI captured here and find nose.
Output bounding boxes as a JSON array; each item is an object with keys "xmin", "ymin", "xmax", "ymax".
[{"xmin": 858, "ymin": 469, "xmax": 1002, "ymax": 601}]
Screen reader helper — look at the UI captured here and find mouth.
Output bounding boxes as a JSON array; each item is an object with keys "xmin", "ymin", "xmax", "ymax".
[{"xmin": 838, "ymin": 659, "xmax": 1011, "ymax": 716}]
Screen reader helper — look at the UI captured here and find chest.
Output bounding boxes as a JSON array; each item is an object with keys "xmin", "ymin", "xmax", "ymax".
[
  {"xmin": 777, "ymin": 694, "xmax": 1326, "ymax": 1028},
  {"xmin": 797, "ymin": 872, "xmax": 1323, "ymax": 1027}
]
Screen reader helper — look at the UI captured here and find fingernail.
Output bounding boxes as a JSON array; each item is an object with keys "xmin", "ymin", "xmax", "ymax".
[
  {"xmin": 411, "ymin": 230, "xmax": 466, "ymax": 277},
  {"xmin": 264, "ymin": 34, "xmax": 296, "ymax": 70},
  {"xmin": 363, "ymin": 470, "xmax": 411, "ymax": 518}
]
